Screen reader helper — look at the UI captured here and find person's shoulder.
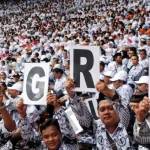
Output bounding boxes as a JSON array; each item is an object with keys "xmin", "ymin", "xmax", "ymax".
[
  {"xmin": 61, "ymin": 75, "xmax": 67, "ymax": 82},
  {"xmin": 122, "ymin": 84, "xmax": 132, "ymax": 90},
  {"xmin": 95, "ymin": 120, "xmax": 105, "ymax": 132},
  {"xmin": 107, "ymin": 61, "xmax": 116, "ymax": 68},
  {"xmin": 138, "ymin": 64, "xmax": 144, "ymax": 70}
]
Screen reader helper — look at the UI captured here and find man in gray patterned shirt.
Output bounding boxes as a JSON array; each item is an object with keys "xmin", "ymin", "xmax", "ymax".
[
  {"xmin": 131, "ymin": 96, "xmax": 150, "ymax": 150},
  {"xmin": 95, "ymin": 99, "xmax": 132, "ymax": 150}
]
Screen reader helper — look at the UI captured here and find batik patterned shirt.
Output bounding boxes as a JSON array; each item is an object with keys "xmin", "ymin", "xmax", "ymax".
[{"xmin": 96, "ymin": 122, "xmax": 131, "ymax": 150}]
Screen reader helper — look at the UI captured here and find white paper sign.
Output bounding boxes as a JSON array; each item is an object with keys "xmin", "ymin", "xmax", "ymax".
[
  {"xmin": 70, "ymin": 45, "xmax": 100, "ymax": 92},
  {"xmin": 65, "ymin": 107, "xmax": 83, "ymax": 134},
  {"xmin": 23, "ymin": 63, "xmax": 49, "ymax": 105}
]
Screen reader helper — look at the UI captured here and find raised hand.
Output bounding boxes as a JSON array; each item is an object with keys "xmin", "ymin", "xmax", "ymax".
[
  {"xmin": 130, "ymin": 97, "xmax": 150, "ymax": 122},
  {"xmin": 16, "ymin": 99, "xmax": 27, "ymax": 119}
]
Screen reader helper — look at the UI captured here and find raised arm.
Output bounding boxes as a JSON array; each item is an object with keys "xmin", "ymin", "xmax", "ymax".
[{"xmin": 0, "ymin": 99, "xmax": 16, "ymax": 132}]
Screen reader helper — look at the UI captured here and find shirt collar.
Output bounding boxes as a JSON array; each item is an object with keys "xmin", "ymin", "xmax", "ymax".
[{"xmin": 98, "ymin": 121, "xmax": 124, "ymax": 132}]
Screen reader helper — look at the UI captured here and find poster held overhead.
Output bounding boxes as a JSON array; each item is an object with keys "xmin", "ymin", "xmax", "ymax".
[
  {"xmin": 70, "ymin": 46, "xmax": 100, "ymax": 92},
  {"xmin": 23, "ymin": 63, "xmax": 49, "ymax": 105}
]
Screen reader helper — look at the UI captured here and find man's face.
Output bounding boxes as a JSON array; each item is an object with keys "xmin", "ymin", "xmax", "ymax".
[
  {"xmin": 115, "ymin": 56, "xmax": 122, "ymax": 64},
  {"xmin": 147, "ymin": 40, "xmax": 150, "ymax": 46},
  {"xmin": 127, "ymin": 50, "xmax": 134, "ymax": 58},
  {"xmin": 13, "ymin": 77, "xmax": 20, "ymax": 82},
  {"xmin": 53, "ymin": 71, "xmax": 62, "ymax": 79},
  {"xmin": 130, "ymin": 102, "xmax": 139, "ymax": 113},
  {"xmin": 139, "ymin": 51, "xmax": 146, "ymax": 60},
  {"xmin": 63, "ymin": 51, "xmax": 68, "ymax": 59},
  {"xmin": 8, "ymin": 89, "xmax": 19, "ymax": 97},
  {"xmin": 98, "ymin": 100, "xmax": 119, "ymax": 127},
  {"xmin": 112, "ymin": 80, "xmax": 122, "ymax": 89},
  {"xmin": 0, "ymin": 95, "xmax": 3, "ymax": 102},
  {"xmin": 0, "ymin": 83, "xmax": 6, "ymax": 94},
  {"xmin": 0, "ymin": 73, "xmax": 6, "ymax": 80},
  {"xmin": 104, "ymin": 76, "xmax": 111, "ymax": 84},
  {"xmin": 42, "ymin": 125, "xmax": 61, "ymax": 150},
  {"xmin": 131, "ymin": 56, "xmax": 138, "ymax": 65},
  {"xmin": 119, "ymin": 34, "xmax": 124, "ymax": 40},
  {"xmin": 137, "ymin": 83, "xmax": 148, "ymax": 93}
]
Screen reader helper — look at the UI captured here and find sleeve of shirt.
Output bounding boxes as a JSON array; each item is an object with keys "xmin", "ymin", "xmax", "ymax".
[
  {"xmin": 73, "ymin": 99, "xmax": 93, "ymax": 128},
  {"xmin": 18, "ymin": 117, "xmax": 35, "ymax": 141},
  {"xmin": 115, "ymin": 99, "xmax": 130, "ymax": 129},
  {"xmin": 0, "ymin": 122, "xmax": 12, "ymax": 149},
  {"xmin": 134, "ymin": 119, "xmax": 150, "ymax": 144},
  {"xmin": 116, "ymin": 86, "xmax": 133, "ymax": 106},
  {"xmin": 107, "ymin": 62, "xmax": 116, "ymax": 73},
  {"xmin": 26, "ymin": 105, "xmax": 40, "ymax": 124},
  {"xmin": 134, "ymin": 67, "xmax": 143, "ymax": 81},
  {"xmin": 129, "ymin": 66, "xmax": 143, "ymax": 81},
  {"xmin": 53, "ymin": 107, "xmax": 76, "ymax": 139}
]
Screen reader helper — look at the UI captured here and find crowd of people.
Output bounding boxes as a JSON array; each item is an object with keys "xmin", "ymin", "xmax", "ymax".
[{"xmin": 0, "ymin": 0, "xmax": 150, "ymax": 149}]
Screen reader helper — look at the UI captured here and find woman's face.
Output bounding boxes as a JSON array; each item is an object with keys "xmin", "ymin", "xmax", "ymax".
[
  {"xmin": 42, "ymin": 125, "xmax": 61, "ymax": 150},
  {"xmin": 0, "ymin": 72, "xmax": 6, "ymax": 80},
  {"xmin": 131, "ymin": 56, "xmax": 138, "ymax": 65}
]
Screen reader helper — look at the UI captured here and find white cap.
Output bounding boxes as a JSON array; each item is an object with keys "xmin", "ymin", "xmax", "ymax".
[
  {"xmin": 40, "ymin": 55, "xmax": 47, "ymax": 61},
  {"xmin": 135, "ymin": 76, "xmax": 149, "ymax": 84},
  {"xmin": 8, "ymin": 82, "xmax": 23, "ymax": 92},
  {"xmin": 110, "ymin": 71, "xmax": 127, "ymax": 82},
  {"xmin": 103, "ymin": 70, "xmax": 114, "ymax": 78},
  {"xmin": 53, "ymin": 64, "xmax": 63, "ymax": 70},
  {"xmin": 99, "ymin": 74, "xmax": 104, "ymax": 80}
]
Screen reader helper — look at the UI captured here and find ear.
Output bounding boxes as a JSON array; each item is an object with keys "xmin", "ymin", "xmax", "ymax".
[{"xmin": 97, "ymin": 107, "xmax": 101, "ymax": 117}]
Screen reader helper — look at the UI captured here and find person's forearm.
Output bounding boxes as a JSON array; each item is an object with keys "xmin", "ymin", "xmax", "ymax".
[
  {"xmin": 102, "ymin": 88, "xmax": 116, "ymax": 98},
  {"xmin": 0, "ymin": 106, "xmax": 16, "ymax": 131}
]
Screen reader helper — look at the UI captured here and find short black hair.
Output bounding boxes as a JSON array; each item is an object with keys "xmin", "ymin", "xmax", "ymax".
[
  {"xmin": 53, "ymin": 68, "xmax": 64, "ymax": 74},
  {"xmin": 40, "ymin": 118, "xmax": 61, "ymax": 133},
  {"xmin": 100, "ymin": 61, "xmax": 105, "ymax": 67},
  {"xmin": 113, "ymin": 53, "xmax": 122, "ymax": 61},
  {"xmin": 97, "ymin": 98, "xmax": 115, "ymax": 109},
  {"xmin": 130, "ymin": 93, "xmax": 148, "ymax": 103},
  {"xmin": 129, "ymin": 47, "xmax": 137, "ymax": 55}
]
